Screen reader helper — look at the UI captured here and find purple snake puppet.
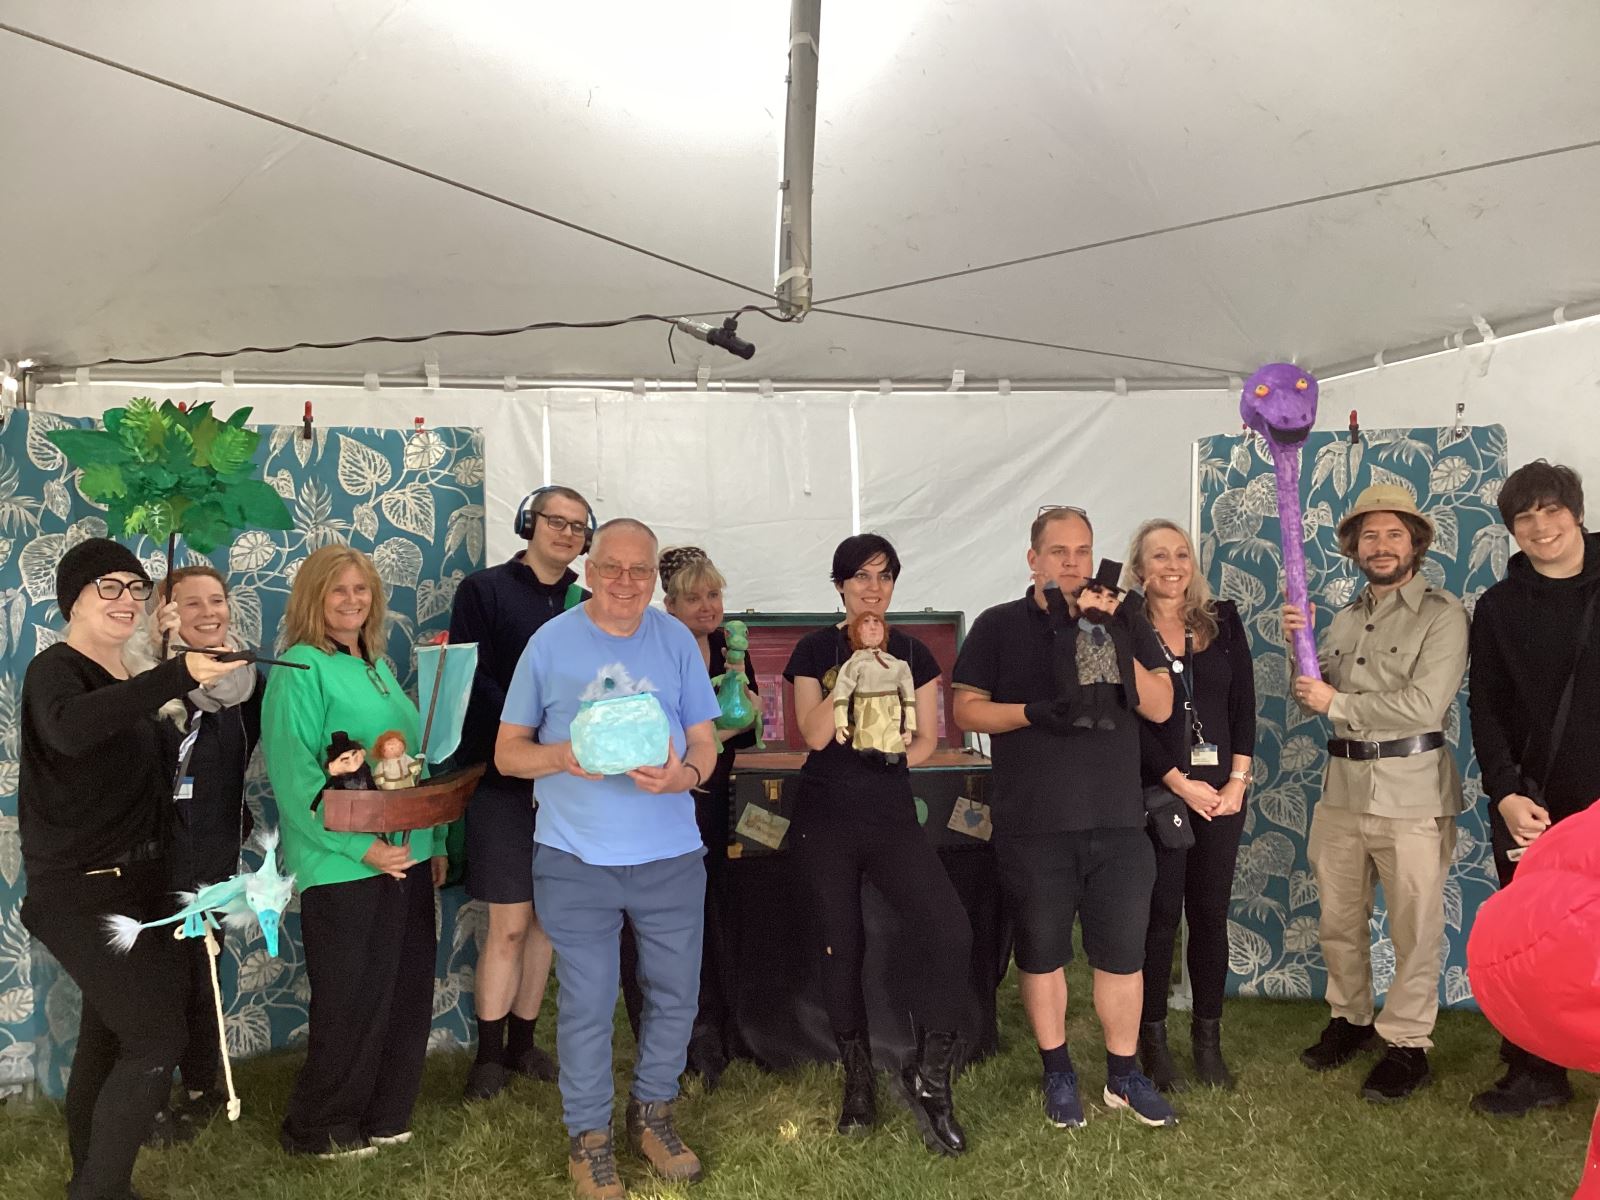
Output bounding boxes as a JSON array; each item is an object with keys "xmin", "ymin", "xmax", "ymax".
[{"xmin": 1240, "ymin": 363, "xmax": 1321, "ymax": 680}]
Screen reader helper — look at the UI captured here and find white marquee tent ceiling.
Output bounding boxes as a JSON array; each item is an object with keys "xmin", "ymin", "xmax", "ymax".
[{"xmin": 3, "ymin": 0, "xmax": 1600, "ymax": 386}]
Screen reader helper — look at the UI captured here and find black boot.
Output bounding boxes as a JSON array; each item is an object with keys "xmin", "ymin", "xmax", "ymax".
[
  {"xmin": 834, "ymin": 1031, "xmax": 877, "ymax": 1136},
  {"xmin": 897, "ymin": 1030, "xmax": 967, "ymax": 1156},
  {"xmin": 1190, "ymin": 1017, "xmax": 1235, "ymax": 1089},
  {"xmin": 1138, "ymin": 1020, "xmax": 1189, "ymax": 1094}
]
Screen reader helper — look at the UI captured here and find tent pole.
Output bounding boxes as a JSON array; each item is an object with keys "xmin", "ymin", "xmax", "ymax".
[{"xmin": 776, "ymin": 0, "xmax": 820, "ymax": 319}]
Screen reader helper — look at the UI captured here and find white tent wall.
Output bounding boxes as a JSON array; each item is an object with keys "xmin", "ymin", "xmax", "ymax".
[
  {"xmin": 30, "ymin": 316, "xmax": 1600, "ymax": 629},
  {"xmin": 854, "ymin": 388, "xmax": 1237, "ymax": 626},
  {"xmin": 546, "ymin": 391, "xmax": 852, "ymax": 612}
]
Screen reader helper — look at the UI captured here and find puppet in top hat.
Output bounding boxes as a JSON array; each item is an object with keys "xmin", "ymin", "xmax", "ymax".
[{"xmin": 1043, "ymin": 558, "xmax": 1136, "ymax": 732}]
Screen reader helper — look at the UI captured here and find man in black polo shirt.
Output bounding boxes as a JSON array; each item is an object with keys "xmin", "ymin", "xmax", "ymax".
[
  {"xmin": 953, "ymin": 506, "xmax": 1177, "ymax": 1130},
  {"xmin": 450, "ymin": 484, "xmax": 594, "ymax": 1100}
]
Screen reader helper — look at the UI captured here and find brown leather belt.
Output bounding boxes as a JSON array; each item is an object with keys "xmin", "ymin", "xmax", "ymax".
[{"xmin": 1326, "ymin": 732, "xmax": 1445, "ymax": 761}]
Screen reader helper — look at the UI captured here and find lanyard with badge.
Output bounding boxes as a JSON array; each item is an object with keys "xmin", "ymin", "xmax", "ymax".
[
  {"xmin": 1164, "ymin": 629, "xmax": 1219, "ymax": 768},
  {"xmin": 173, "ymin": 716, "xmax": 201, "ymax": 804}
]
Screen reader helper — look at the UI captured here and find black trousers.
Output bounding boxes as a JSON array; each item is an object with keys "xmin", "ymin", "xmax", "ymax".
[
  {"xmin": 790, "ymin": 810, "xmax": 973, "ymax": 1036},
  {"xmin": 281, "ymin": 865, "xmax": 436, "ymax": 1154},
  {"xmin": 1142, "ymin": 806, "xmax": 1247, "ymax": 1022},
  {"xmin": 1488, "ymin": 826, "xmax": 1569, "ymax": 1082},
  {"xmin": 177, "ymin": 935, "xmax": 223, "ymax": 1096},
  {"xmin": 22, "ymin": 859, "xmax": 185, "ymax": 1200}
]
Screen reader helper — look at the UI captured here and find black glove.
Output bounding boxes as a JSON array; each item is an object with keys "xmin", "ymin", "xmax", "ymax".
[{"xmin": 1024, "ymin": 699, "xmax": 1076, "ymax": 736}]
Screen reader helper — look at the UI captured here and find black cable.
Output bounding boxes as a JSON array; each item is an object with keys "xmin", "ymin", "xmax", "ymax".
[
  {"xmin": 75, "ymin": 313, "xmax": 683, "ymax": 368},
  {"xmin": 0, "ymin": 20, "xmax": 775, "ymax": 303},
  {"xmin": 813, "ymin": 135, "xmax": 1600, "ymax": 307},
  {"xmin": 810, "ymin": 306, "xmax": 1241, "ymax": 375}
]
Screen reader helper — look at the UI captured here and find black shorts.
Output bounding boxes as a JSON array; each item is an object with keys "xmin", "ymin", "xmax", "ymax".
[
  {"xmin": 995, "ymin": 828, "xmax": 1155, "ymax": 975},
  {"xmin": 465, "ymin": 778, "xmax": 537, "ymax": 905}
]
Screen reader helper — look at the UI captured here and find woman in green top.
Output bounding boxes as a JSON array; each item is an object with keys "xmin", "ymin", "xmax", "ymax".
[{"xmin": 262, "ymin": 544, "xmax": 447, "ymax": 1159}]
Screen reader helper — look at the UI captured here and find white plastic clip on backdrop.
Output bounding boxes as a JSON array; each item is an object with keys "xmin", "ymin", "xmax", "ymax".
[
  {"xmin": 948, "ymin": 369, "xmax": 965, "ymax": 392},
  {"xmin": 797, "ymin": 395, "xmax": 812, "ymax": 495},
  {"xmin": 424, "ymin": 354, "xmax": 440, "ymax": 391},
  {"xmin": 364, "ymin": 372, "xmax": 380, "ymax": 392},
  {"xmin": 220, "ymin": 368, "xmax": 235, "ymax": 387}
]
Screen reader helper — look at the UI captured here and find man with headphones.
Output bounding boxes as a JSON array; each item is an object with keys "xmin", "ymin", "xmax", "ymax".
[{"xmin": 449, "ymin": 484, "xmax": 598, "ymax": 1101}]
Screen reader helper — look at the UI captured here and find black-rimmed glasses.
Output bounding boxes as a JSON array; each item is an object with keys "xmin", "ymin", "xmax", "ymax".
[
  {"xmin": 1037, "ymin": 505, "xmax": 1088, "ymax": 519},
  {"xmin": 365, "ymin": 663, "xmax": 390, "ymax": 697},
  {"xmin": 94, "ymin": 577, "xmax": 155, "ymax": 601},
  {"xmin": 537, "ymin": 512, "xmax": 588, "ymax": 535}
]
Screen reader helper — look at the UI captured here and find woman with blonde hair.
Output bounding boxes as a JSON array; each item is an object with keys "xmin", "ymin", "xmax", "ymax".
[
  {"xmin": 656, "ymin": 546, "xmax": 760, "ymax": 1086},
  {"xmin": 1123, "ymin": 519, "xmax": 1255, "ymax": 1093},
  {"xmin": 261, "ymin": 544, "xmax": 447, "ymax": 1158}
]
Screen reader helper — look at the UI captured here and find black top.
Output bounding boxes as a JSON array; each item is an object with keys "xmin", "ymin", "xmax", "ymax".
[
  {"xmin": 19, "ymin": 644, "xmax": 197, "ymax": 876},
  {"xmin": 952, "ymin": 588, "xmax": 1168, "ymax": 835},
  {"xmin": 783, "ymin": 625, "xmax": 940, "ymax": 825},
  {"xmin": 1138, "ymin": 600, "xmax": 1256, "ymax": 791},
  {"xmin": 163, "ymin": 677, "xmax": 265, "ymax": 889},
  {"xmin": 449, "ymin": 555, "xmax": 587, "ymax": 789},
  {"xmin": 1469, "ymin": 530, "xmax": 1600, "ymax": 821}
]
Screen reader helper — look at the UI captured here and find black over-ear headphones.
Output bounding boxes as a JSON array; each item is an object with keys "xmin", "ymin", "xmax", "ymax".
[{"xmin": 513, "ymin": 486, "xmax": 597, "ymax": 554}]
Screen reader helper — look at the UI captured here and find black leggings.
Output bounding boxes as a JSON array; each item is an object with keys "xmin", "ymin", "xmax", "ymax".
[
  {"xmin": 21, "ymin": 860, "xmax": 185, "ymax": 1200},
  {"xmin": 1142, "ymin": 806, "xmax": 1246, "ymax": 1022},
  {"xmin": 790, "ymin": 810, "xmax": 973, "ymax": 1035}
]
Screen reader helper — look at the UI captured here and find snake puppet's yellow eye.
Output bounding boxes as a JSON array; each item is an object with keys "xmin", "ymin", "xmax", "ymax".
[
  {"xmin": 1253, "ymin": 383, "xmax": 1270, "ymax": 398},
  {"xmin": 1295, "ymin": 378, "xmax": 1309, "ymax": 391}
]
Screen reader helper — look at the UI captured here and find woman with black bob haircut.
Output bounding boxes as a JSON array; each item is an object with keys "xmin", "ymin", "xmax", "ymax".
[{"xmin": 781, "ymin": 533, "xmax": 974, "ymax": 1156}]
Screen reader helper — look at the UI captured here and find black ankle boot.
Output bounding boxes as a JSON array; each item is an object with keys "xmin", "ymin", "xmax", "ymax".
[
  {"xmin": 1138, "ymin": 1020, "xmax": 1189, "ymax": 1094},
  {"xmin": 834, "ymin": 1031, "xmax": 877, "ymax": 1136},
  {"xmin": 897, "ymin": 1030, "xmax": 967, "ymax": 1156},
  {"xmin": 1190, "ymin": 1017, "xmax": 1235, "ymax": 1089}
]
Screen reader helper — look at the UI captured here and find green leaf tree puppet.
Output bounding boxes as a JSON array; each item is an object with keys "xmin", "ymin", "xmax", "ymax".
[{"xmin": 47, "ymin": 398, "xmax": 293, "ymax": 648}]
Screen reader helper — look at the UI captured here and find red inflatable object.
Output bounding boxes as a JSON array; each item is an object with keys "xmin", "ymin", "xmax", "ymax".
[{"xmin": 1467, "ymin": 801, "xmax": 1600, "ymax": 1199}]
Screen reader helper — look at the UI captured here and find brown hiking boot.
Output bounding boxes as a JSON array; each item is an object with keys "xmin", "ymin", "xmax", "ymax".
[
  {"xmin": 568, "ymin": 1128, "xmax": 627, "ymax": 1199},
  {"xmin": 625, "ymin": 1098, "xmax": 703, "ymax": 1182}
]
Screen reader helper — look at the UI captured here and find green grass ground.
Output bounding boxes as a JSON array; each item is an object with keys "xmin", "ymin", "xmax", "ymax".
[{"xmin": 2, "ymin": 962, "xmax": 1592, "ymax": 1199}]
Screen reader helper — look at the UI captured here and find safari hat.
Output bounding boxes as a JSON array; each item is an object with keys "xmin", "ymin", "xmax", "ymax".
[{"xmin": 1336, "ymin": 484, "xmax": 1435, "ymax": 543}]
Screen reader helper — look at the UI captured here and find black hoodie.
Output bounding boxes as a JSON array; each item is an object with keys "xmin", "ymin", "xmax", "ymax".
[{"xmin": 1468, "ymin": 530, "xmax": 1600, "ymax": 822}]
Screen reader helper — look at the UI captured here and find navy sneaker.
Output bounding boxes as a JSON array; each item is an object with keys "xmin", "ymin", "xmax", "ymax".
[
  {"xmin": 1042, "ymin": 1069, "xmax": 1086, "ymax": 1128},
  {"xmin": 1104, "ymin": 1070, "xmax": 1179, "ymax": 1127}
]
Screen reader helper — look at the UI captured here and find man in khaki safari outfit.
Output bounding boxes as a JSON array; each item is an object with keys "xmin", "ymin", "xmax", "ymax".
[{"xmin": 1282, "ymin": 484, "xmax": 1469, "ymax": 1103}]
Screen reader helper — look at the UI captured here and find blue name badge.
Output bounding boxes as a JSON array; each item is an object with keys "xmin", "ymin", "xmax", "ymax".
[{"xmin": 175, "ymin": 777, "xmax": 195, "ymax": 801}]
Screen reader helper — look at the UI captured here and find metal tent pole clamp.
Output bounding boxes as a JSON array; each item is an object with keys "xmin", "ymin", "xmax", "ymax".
[{"xmin": 775, "ymin": 0, "xmax": 820, "ymax": 319}]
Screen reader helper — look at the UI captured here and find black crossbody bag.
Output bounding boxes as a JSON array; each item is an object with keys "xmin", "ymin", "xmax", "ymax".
[{"xmin": 1145, "ymin": 628, "xmax": 1198, "ymax": 851}]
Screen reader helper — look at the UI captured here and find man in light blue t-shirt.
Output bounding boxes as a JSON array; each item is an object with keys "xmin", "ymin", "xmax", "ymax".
[{"xmin": 498, "ymin": 517, "xmax": 719, "ymax": 1198}]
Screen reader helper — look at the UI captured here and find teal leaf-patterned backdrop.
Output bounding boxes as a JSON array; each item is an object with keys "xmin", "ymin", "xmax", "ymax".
[
  {"xmin": 1197, "ymin": 425, "xmax": 1508, "ymax": 1008},
  {"xmin": 0, "ymin": 411, "xmax": 489, "ymax": 1099}
]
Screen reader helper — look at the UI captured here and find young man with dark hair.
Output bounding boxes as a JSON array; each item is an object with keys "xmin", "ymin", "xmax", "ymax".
[
  {"xmin": 1467, "ymin": 459, "xmax": 1599, "ymax": 1117},
  {"xmin": 450, "ymin": 484, "xmax": 593, "ymax": 1101},
  {"xmin": 953, "ymin": 506, "xmax": 1179, "ymax": 1131}
]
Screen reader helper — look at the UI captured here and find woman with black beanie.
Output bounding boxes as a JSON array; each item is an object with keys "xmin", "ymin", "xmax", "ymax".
[{"xmin": 19, "ymin": 538, "xmax": 246, "ymax": 1200}]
